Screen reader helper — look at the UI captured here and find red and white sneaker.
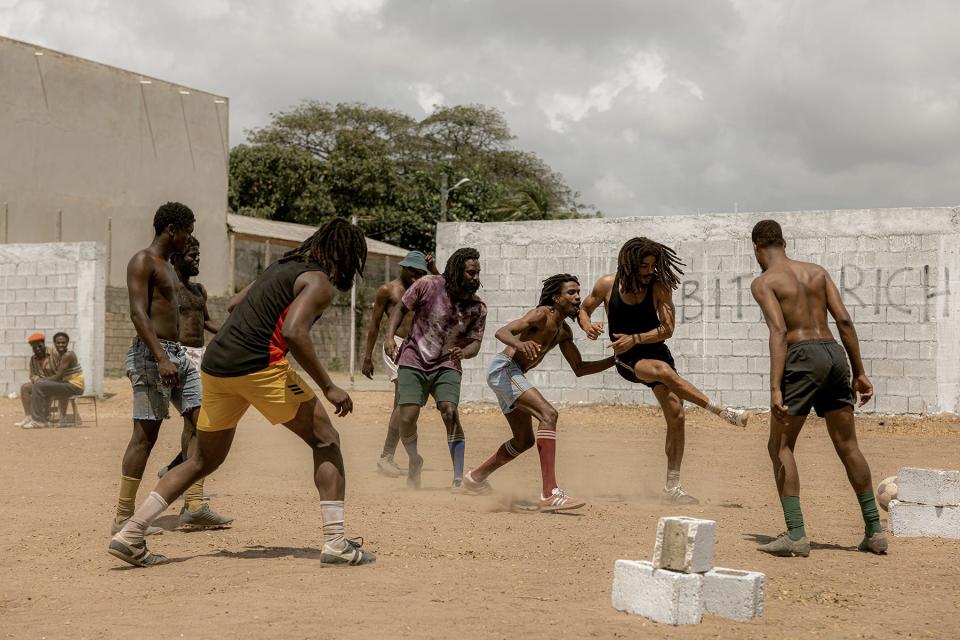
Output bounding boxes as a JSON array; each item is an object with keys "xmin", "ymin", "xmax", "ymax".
[
  {"xmin": 462, "ymin": 470, "xmax": 493, "ymax": 496},
  {"xmin": 539, "ymin": 488, "xmax": 586, "ymax": 512}
]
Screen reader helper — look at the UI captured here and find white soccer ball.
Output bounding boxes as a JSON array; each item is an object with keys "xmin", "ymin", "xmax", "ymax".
[{"xmin": 877, "ymin": 475, "xmax": 898, "ymax": 512}]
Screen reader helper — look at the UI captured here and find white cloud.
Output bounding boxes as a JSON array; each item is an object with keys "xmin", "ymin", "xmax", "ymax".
[
  {"xmin": 594, "ymin": 172, "xmax": 636, "ymax": 202},
  {"xmin": 410, "ymin": 82, "xmax": 444, "ymax": 113}
]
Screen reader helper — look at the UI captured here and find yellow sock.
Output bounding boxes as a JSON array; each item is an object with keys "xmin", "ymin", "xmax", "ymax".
[
  {"xmin": 115, "ymin": 475, "xmax": 141, "ymax": 523},
  {"xmin": 184, "ymin": 477, "xmax": 205, "ymax": 512}
]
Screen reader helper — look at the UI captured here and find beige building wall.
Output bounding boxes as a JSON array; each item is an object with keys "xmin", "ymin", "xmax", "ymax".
[{"xmin": 0, "ymin": 36, "xmax": 231, "ymax": 294}]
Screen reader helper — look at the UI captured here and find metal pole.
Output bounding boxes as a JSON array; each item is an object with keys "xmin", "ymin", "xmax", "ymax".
[
  {"xmin": 349, "ymin": 215, "xmax": 358, "ymax": 383},
  {"xmin": 228, "ymin": 233, "xmax": 236, "ymax": 293},
  {"xmin": 440, "ymin": 173, "xmax": 448, "ymax": 223},
  {"xmin": 106, "ymin": 217, "xmax": 113, "ymax": 285},
  {"xmin": 57, "ymin": 209, "xmax": 62, "ymax": 241},
  {"xmin": 2, "ymin": 202, "xmax": 7, "ymax": 243}
]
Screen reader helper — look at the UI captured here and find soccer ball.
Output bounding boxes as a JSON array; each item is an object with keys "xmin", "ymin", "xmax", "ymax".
[{"xmin": 877, "ymin": 476, "xmax": 898, "ymax": 511}]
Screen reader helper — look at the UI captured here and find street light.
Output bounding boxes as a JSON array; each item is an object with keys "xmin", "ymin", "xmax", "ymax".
[{"xmin": 440, "ymin": 175, "xmax": 471, "ymax": 223}]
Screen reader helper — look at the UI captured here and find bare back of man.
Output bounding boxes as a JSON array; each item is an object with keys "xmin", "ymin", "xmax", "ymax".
[
  {"xmin": 466, "ymin": 275, "xmax": 614, "ymax": 511},
  {"xmin": 750, "ymin": 219, "xmax": 885, "ymax": 557}
]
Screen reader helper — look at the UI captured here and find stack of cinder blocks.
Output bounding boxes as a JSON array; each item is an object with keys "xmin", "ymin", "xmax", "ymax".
[
  {"xmin": 612, "ymin": 517, "xmax": 765, "ymax": 625},
  {"xmin": 889, "ymin": 468, "xmax": 960, "ymax": 539}
]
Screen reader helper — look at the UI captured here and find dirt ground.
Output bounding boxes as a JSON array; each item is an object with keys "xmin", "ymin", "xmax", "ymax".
[{"xmin": 1, "ymin": 377, "xmax": 959, "ymax": 639}]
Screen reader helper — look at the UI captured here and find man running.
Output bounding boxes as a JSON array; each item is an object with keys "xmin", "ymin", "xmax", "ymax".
[
  {"xmin": 579, "ymin": 237, "xmax": 748, "ymax": 505},
  {"xmin": 383, "ymin": 247, "xmax": 486, "ymax": 490},
  {"xmin": 110, "ymin": 202, "xmax": 231, "ymax": 538},
  {"xmin": 360, "ymin": 250, "xmax": 437, "ymax": 477},
  {"xmin": 157, "ymin": 236, "xmax": 221, "ymax": 479},
  {"xmin": 750, "ymin": 219, "xmax": 886, "ymax": 556},
  {"xmin": 108, "ymin": 217, "xmax": 375, "ymax": 567},
  {"xmin": 463, "ymin": 274, "xmax": 614, "ymax": 511}
]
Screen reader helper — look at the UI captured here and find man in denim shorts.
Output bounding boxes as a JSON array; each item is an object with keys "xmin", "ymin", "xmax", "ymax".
[{"xmin": 110, "ymin": 202, "xmax": 231, "ymax": 537}]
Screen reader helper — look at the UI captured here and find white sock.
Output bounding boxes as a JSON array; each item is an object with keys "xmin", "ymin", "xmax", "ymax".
[
  {"xmin": 705, "ymin": 402, "xmax": 722, "ymax": 416},
  {"xmin": 665, "ymin": 470, "xmax": 681, "ymax": 491},
  {"xmin": 118, "ymin": 491, "xmax": 168, "ymax": 545},
  {"xmin": 320, "ymin": 500, "xmax": 346, "ymax": 551}
]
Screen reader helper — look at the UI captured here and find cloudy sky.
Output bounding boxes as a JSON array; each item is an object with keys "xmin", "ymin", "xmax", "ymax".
[{"xmin": 3, "ymin": 0, "xmax": 959, "ymax": 216}]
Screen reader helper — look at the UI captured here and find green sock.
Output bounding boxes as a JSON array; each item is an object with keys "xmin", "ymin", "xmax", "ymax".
[
  {"xmin": 780, "ymin": 495, "xmax": 806, "ymax": 540},
  {"xmin": 857, "ymin": 492, "xmax": 882, "ymax": 536}
]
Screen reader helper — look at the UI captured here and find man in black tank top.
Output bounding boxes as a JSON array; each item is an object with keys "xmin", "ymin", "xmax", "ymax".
[
  {"xmin": 108, "ymin": 218, "xmax": 376, "ymax": 568},
  {"xmin": 579, "ymin": 237, "xmax": 749, "ymax": 505}
]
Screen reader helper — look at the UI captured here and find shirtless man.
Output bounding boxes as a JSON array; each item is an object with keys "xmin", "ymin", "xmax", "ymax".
[
  {"xmin": 360, "ymin": 251, "xmax": 437, "ymax": 477},
  {"xmin": 110, "ymin": 202, "xmax": 231, "ymax": 537},
  {"xmin": 579, "ymin": 237, "xmax": 748, "ymax": 505},
  {"xmin": 157, "ymin": 236, "xmax": 221, "ymax": 478},
  {"xmin": 463, "ymin": 274, "xmax": 615, "ymax": 510},
  {"xmin": 750, "ymin": 219, "xmax": 886, "ymax": 556}
]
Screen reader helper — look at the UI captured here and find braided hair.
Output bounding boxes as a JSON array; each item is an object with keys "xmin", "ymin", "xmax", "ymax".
[
  {"xmin": 442, "ymin": 247, "xmax": 480, "ymax": 293},
  {"xmin": 538, "ymin": 273, "xmax": 578, "ymax": 308},
  {"xmin": 617, "ymin": 237, "xmax": 685, "ymax": 293},
  {"xmin": 279, "ymin": 217, "xmax": 368, "ymax": 291}
]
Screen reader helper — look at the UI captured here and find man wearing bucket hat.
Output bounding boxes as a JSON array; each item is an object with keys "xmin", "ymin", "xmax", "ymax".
[
  {"xmin": 15, "ymin": 333, "xmax": 58, "ymax": 427},
  {"xmin": 361, "ymin": 250, "xmax": 438, "ymax": 476}
]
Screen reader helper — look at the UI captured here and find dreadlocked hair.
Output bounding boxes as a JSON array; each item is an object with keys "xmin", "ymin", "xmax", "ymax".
[
  {"xmin": 617, "ymin": 237, "xmax": 685, "ymax": 293},
  {"xmin": 538, "ymin": 273, "xmax": 579, "ymax": 308},
  {"xmin": 279, "ymin": 217, "xmax": 368, "ymax": 292},
  {"xmin": 443, "ymin": 247, "xmax": 480, "ymax": 293}
]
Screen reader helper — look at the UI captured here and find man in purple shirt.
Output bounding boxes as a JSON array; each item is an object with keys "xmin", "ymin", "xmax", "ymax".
[{"xmin": 384, "ymin": 247, "xmax": 486, "ymax": 490}]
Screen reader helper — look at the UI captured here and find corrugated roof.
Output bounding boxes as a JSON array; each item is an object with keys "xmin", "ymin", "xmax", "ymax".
[{"xmin": 227, "ymin": 213, "xmax": 409, "ymax": 258}]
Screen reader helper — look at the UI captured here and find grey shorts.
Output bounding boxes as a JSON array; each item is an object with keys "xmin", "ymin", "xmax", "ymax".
[
  {"xmin": 487, "ymin": 353, "xmax": 532, "ymax": 414},
  {"xmin": 782, "ymin": 339, "xmax": 855, "ymax": 417},
  {"xmin": 126, "ymin": 338, "xmax": 202, "ymax": 421}
]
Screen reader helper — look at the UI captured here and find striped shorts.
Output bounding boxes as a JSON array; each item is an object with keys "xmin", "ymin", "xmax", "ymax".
[{"xmin": 487, "ymin": 353, "xmax": 532, "ymax": 414}]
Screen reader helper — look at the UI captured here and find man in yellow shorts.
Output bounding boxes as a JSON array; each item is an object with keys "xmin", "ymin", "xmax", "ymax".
[{"xmin": 108, "ymin": 218, "xmax": 376, "ymax": 567}]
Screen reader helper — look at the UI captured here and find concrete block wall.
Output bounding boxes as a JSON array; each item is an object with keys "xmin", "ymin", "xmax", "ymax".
[
  {"xmin": 437, "ymin": 208, "xmax": 960, "ymax": 414},
  {"xmin": 0, "ymin": 242, "xmax": 106, "ymax": 396}
]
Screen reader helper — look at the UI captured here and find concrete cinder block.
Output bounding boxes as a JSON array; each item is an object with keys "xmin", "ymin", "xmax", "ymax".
[
  {"xmin": 702, "ymin": 567, "xmax": 765, "ymax": 622},
  {"xmin": 888, "ymin": 500, "xmax": 960, "ymax": 538},
  {"xmin": 897, "ymin": 468, "xmax": 960, "ymax": 506},
  {"xmin": 652, "ymin": 517, "xmax": 716, "ymax": 574},
  {"xmin": 612, "ymin": 560, "xmax": 703, "ymax": 625}
]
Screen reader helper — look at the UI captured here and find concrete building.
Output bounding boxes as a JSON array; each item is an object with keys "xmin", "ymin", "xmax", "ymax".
[
  {"xmin": 0, "ymin": 35, "xmax": 231, "ymax": 293},
  {"xmin": 437, "ymin": 208, "xmax": 960, "ymax": 415}
]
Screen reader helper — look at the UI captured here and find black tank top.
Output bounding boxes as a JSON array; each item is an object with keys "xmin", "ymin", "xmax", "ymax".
[
  {"xmin": 202, "ymin": 259, "xmax": 327, "ymax": 377},
  {"xmin": 607, "ymin": 274, "xmax": 660, "ymax": 341}
]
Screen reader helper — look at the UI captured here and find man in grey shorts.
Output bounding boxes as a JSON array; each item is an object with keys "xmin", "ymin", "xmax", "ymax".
[
  {"xmin": 110, "ymin": 202, "xmax": 232, "ymax": 536},
  {"xmin": 751, "ymin": 219, "xmax": 885, "ymax": 557},
  {"xmin": 464, "ymin": 274, "xmax": 614, "ymax": 511}
]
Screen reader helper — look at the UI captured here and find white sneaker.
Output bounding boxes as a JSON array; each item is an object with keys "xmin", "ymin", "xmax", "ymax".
[
  {"xmin": 14, "ymin": 416, "xmax": 30, "ymax": 427},
  {"xmin": 539, "ymin": 488, "xmax": 586, "ymax": 512},
  {"xmin": 719, "ymin": 407, "xmax": 749, "ymax": 428},
  {"xmin": 20, "ymin": 419, "xmax": 49, "ymax": 429}
]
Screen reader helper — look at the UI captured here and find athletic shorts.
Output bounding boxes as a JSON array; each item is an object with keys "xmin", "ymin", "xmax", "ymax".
[
  {"xmin": 614, "ymin": 342, "xmax": 676, "ymax": 389},
  {"xmin": 383, "ymin": 336, "xmax": 403, "ymax": 382},
  {"xmin": 184, "ymin": 346, "xmax": 205, "ymax": 374},
  {"xmin": 487, "ymin": 353, "xmax": 532, "ymax": 414},
  {"xmin": 197, "ymin": 361, "xmax": 316, "ymax": 431},
  {"xmin": 782, "ymin": 339, "xmax": 855, "ymax": 417},
  {"xmin": 396, "ymin": 365, "xmax": 461, "ymax": 407},
  {"xmin": 126, "ymin": 338, "xmax": 202, "ymax": 421}
]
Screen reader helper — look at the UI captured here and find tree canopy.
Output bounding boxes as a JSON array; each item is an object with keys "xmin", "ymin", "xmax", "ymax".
[{"xmin": 229, "ymin": 102, "xmax": 595, "ymax": 252}]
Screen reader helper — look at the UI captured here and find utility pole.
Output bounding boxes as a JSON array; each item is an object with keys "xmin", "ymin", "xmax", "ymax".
[{"xmin": 440, "ymin": 174, "xmax": 448, "ymax": 223}]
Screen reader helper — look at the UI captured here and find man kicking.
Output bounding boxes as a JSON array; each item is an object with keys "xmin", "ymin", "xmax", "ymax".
[
  {"xmin": 111, "ymin": 202, "xmax": 230, "ymax": 537},
  {"xmin": 463, "ymin": 274, "xmax": 614, "ymax": 511},
  {"xmin": 750, "ymin": 219, "xmax": 885, "ymax": 556},
  {"xmin": 579, "ymin": 237, "xmax": 748, "ymax": 505},
  {"xmin": 360, "ymin": 250, "xmax": 437, "ymax": 477},
  {"xmin": 157, "ymin": 235, "xmax": 221, "ymax": 479},
  {"xmin": 384, "ymin": 247, "xmax": 486, "ymax": 490},
  {"xmin": 108, "ymin": 217, "xmax": 375, "ymax": 567}
]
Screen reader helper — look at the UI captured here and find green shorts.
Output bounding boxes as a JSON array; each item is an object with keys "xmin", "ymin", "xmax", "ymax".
[{"xmin": 396, "ymin": 366, "xmax": 462, "ymax": 406}]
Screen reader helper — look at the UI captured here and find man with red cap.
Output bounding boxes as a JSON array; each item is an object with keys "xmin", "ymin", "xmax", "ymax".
[{"xmin": 16, "ymin": 333, "xmax": 57, "ymax": 428}]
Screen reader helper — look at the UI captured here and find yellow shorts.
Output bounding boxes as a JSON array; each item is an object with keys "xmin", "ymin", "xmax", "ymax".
[{"xmin": 197, "ymin": 362, "xmax": 316, "ymax": 431}]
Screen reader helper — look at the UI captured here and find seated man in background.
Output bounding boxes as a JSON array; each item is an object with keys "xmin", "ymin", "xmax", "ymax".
[
  {"xmin": 16, "ymin": 333, "xmax": 58, "ymax": 428},
  {"xmin": 21, "ymin": 332, "xmax": 84, "ymax": 429}
]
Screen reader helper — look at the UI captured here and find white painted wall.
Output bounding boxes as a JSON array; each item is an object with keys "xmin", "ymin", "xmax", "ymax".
[
  {"xmin": 0, "ymin": 242, "xmax": 106, "ymax": 397},
  {"xmin": 437, "ymin": 208, "xmax": 960, "ymax": 415}
]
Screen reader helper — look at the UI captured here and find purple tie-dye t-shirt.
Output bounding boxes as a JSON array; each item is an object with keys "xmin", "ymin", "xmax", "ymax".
[{"xmin": 398, "ymin": 275, "xmax": 487, "ymax": 373}]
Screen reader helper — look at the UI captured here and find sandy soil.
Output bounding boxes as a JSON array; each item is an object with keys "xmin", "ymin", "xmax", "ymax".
[{"xmin": 1, "ymin": 377, "xmax": 958, "ymax": 639}]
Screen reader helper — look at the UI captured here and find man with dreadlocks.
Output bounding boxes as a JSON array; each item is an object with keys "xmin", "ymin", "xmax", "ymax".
[
  {"xmin": 463, "ymin": 274, "xmax": 615, "ymax": 510},
  {"xmin": 579, "ymin": 237, "xmax": 748, "ymax": 505},
  {"xmin": 108, "ymin": 217, "xmax": 376, "ymax": 567},
  {"xmin": 383, "ymin": 247, "xmax": 486, "ymax": 490}
]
